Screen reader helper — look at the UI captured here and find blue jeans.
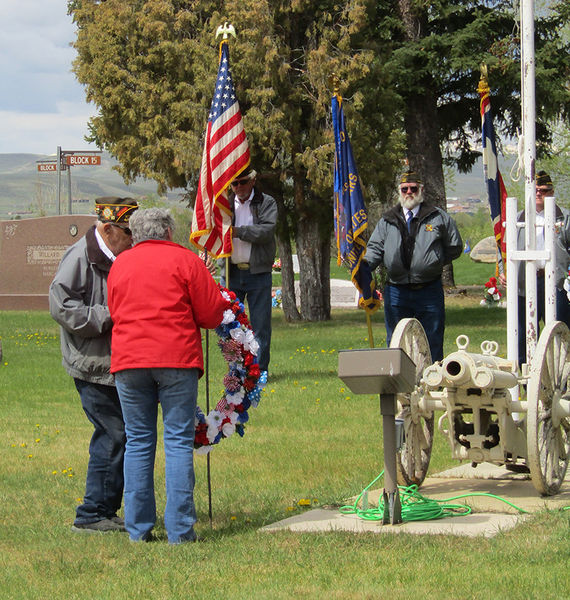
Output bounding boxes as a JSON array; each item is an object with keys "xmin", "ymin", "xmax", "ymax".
[
  {"xmin": 383, "ymin": 280, "xmax": 445, "ymax": 362},
  {"xmin": 73, "ymin": 379, "xmax": 125, "ymax": 524},
  {"xmin": 115, "ymin": 368, "xmax": 199, "ymax": 544},
  {"xmin": 223, "ymin": 266, "xmax": 272, "ymax": 371},
  {"xmin": 517, "ymin": 276, "xmax": 570, "ymax": 365}
]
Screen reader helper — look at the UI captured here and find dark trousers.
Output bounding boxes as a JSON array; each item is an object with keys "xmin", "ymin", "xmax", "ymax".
[
  {"xmin": 223, "ymin": 266, "xmax": 272, "ymax": 372},
  {"xmin": 73, "ymin": 379, "xmax": 125, "ymax": 524},
  {"xmin": 517, "ymin": 276, "xmax": 570, "ymax": 365},
  {"xmin": 383, "ymin": 279, "xmax": 445, "ymax": 362}
]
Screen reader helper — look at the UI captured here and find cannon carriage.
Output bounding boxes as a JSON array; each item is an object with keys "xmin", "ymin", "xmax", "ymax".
[{"xmin": 390, "ymin": 317, "xmax": 570, "ymax": 496}]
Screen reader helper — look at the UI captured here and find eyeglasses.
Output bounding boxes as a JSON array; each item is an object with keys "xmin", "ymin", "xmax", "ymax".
[
  {"xmin": 110, "ymin": 223, "xmax": 132, "ymax": 236},
  {"xmin": 400, "ymin": 185, "xmax": 419, "ymax": 194},
  {"xmin": 230, "ymin": 178, "xmax": 251, "ymax": 187},
  {"xmin": 536, "ymin": 187, "xmax": 553, "ymax": 195}
]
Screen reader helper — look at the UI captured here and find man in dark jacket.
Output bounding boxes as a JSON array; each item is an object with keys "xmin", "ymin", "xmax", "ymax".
[
  {"xmin": 364, "ymin": 171, "xmax": 462, "ymax": 361},
  {"xmin": 219, "ymin": 168, "xmax": 277, "ymax": 383},
  {"xmin": 49, "ymin": 197, "xmax": 138, "ymax": 533}
]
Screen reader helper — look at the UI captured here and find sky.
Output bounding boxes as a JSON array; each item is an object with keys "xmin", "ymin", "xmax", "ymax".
[{"xmin": 0, "ymin": 1, "xmax": 98, "ymax": 155}]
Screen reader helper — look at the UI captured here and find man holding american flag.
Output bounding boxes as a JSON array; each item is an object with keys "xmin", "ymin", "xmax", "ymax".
[{"xmin": 218, "ymin": 167, "xmax": 277, "ymax": 386}]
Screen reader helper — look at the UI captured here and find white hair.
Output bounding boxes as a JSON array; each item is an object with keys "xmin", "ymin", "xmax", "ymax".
[{"xmin": 129, "ymin": 207, "xmax": 175, "ymax": 244}]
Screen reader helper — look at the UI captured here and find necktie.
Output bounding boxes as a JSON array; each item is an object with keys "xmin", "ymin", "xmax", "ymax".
[{"xmin": 406, "ymin": 210, "xmax": 413, "ymax": 232}]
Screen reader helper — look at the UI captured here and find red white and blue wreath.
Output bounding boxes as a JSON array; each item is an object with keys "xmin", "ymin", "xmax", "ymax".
[{"xmin": 194, "ymin": 286, "xmax": 262, "ymax": 455}]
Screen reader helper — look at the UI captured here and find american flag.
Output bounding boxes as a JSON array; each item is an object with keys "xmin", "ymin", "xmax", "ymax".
[
  {"xmin": 190, "ymin": 40, "xmax": 250, "ymax": 257},
  {"xmin": 478, "ymin": 74, "xmax": 507, "ymax": 273}
]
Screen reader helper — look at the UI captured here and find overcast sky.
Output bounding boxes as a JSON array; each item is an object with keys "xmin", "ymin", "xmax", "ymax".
[{"xmin": 0, "ymin": 1, "xmax": 97, "ymax": 155}]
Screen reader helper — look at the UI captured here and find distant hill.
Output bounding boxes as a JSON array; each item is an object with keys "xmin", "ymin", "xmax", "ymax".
[
  {"xmin": 0, "ymin": 151, "xmax": 518, "ymax": 220},
  {"xmin": 0, "ymin": 152, "xmax": 186, "ymax": 220}
]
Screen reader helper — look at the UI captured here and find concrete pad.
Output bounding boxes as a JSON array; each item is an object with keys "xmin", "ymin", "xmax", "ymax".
[
  {"xmin": 260, "ymin": 509, "xmax": 525, "ymax": 538},
  {"xmin": 260, "ymin": 463, "xmax": 569, "ymax": 538},
  {"xmin": 416, "ymin": 462, "xmax": 570, "ymax": 513}
]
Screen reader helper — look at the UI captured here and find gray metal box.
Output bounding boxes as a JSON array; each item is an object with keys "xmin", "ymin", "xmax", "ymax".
[{"xmin": 338, "ymin": 348, "xmax": 416, "ymax": 394}]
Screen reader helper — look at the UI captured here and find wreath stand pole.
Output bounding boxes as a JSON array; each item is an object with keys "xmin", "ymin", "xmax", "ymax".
[
  {"xmin": 205, "ymin": 330, "xmax": 213, "ymax": 528},
  {"xmin": 203, "ymin": 253, "xmax": 214, "ymax": 529}
]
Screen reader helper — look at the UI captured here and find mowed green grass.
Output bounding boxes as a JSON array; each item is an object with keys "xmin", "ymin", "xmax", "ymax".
[{"xmin": 0, "ymin": 295, "xmax": 568, "ymax": 599}]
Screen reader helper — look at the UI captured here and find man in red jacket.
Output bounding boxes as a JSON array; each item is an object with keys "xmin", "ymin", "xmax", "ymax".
[{"xmin": 107, "ymin": 207, "xmax": 229, "ymax": 544}]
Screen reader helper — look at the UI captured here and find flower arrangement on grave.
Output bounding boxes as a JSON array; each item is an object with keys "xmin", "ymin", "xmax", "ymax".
[
  {"xmin": 272, "ymin": 288, "xmax": 282, "ymax": 308},
  {"xmin": 272, "ymin": 258, "xmax": 282, "ymax": 272},
  {"xmin": 194, "ymin": 287, "xmax": 262, "ymax": 454},
  {"xmin": 480, "ymin": 276, "xmax": 502, "ymax": 306}
]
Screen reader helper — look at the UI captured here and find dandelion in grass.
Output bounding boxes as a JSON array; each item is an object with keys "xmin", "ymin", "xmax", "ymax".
[
  {"xmin": 20, "ymin": 442, "xmax": 27, "ymax": 448},
  {"xmin": 52, "ymin": 470, "xmax": 57, "ymax": 475}
]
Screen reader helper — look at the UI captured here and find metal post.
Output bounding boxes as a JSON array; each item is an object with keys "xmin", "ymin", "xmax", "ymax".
[
  {"xmin": 521, "ymin": 0, "xmax": 537, "ymax": 367},
  {"xmin": 506, "ymin": 196, "xmax": 520, "ymax": 404},
  {"xmin": 544, "ymin": 195, "xmax": 557, "ymax": 324},
  {"xmin": 67, "ymin": 163, "xmax": 72, "ymax": 215},
  {"xmin": 380, "ymin": 393, "xmax": 402, "ymax": 524},
  {"xmin": 56, "ymin": 146, "xmax": 61, "ymax": 215}
]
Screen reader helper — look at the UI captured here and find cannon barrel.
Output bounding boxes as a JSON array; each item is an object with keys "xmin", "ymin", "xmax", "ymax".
[{"xmin": 424, "ymin": 350, "xmax": 517, "ymax": 390}]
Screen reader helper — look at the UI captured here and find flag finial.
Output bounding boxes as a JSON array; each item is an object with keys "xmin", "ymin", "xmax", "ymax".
[
  {"xmin": 216, "ymin": 22, "xmax": 236, "ymax": 40},
  {"xmin": 330, "ymin": 73, "xmax": 340, "ymax": 95},
  {"xmin": 478, "ymin": 63, "xmax": 489, "ymax": 95}
]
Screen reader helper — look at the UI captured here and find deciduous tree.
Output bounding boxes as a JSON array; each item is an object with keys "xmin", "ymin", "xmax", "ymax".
[{"xmin": 68, "ymin": 0, "xmax": 402, "ymax": 321}]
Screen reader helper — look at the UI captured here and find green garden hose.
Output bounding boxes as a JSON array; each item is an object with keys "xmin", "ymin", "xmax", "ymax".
[{"xmin": 339, "ymin": 470, "xmax": 534, "ymax": 522}]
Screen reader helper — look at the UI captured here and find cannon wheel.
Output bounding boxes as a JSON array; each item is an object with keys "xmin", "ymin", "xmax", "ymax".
[
  {"xmin": 390, "ymin": 318, "xmax": 434, "ymax": 487},
  {"xmin": 527, "ymin": 320, "xmax": 570, "ymax": 495}
]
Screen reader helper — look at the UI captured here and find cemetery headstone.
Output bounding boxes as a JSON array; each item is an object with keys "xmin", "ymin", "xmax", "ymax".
[{"xmin": 0, "ymin": 215, "xmax": 96, "ymax": 310}]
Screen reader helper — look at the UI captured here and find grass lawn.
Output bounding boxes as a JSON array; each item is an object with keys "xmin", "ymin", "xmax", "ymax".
[{"xmin": 0, "ymin": 290, "xmax": 568, "ymax": 599}]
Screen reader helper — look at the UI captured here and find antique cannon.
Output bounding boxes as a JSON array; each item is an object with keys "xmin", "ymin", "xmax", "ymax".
[{"xmin": 389, "ymin": 318, "xmax": 570, "ymax": 496}]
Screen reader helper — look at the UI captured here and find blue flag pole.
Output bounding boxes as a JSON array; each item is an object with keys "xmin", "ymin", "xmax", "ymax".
[{"xmin": 332, "ymin": 90, "xmax": 380, "ymax": 347}]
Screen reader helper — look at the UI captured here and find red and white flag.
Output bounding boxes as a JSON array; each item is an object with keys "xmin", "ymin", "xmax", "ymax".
[{"xmin": 190, "ymin": 40, "xmax": 250, "ymax": 257}]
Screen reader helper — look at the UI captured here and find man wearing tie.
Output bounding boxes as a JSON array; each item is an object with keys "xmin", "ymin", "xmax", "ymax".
[{"xmin": 363, "ymin": 171, "xmax": 462, "ymax": 361}]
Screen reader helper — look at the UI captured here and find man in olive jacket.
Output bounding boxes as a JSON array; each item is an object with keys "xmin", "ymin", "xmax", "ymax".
[{"xmin": 364, "ymin": 171, "xmax": 462, "ymax": 361}]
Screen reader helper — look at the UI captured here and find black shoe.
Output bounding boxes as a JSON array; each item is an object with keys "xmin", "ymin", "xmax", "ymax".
[
  {"xmin": 110, "ymin": 515, "xmax": 125, "ymax": 527},
  {"xmin": 71, "ymin": 518, "xmax": 127, "ymax": 533}
]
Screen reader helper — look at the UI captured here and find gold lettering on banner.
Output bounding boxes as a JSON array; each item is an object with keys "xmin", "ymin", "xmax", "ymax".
[{"xmin": 351, "ymin": 209, "xmax": 367, "ymax": 228}]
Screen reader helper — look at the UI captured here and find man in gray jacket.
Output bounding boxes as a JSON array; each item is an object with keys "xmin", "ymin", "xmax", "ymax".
[
  {"xmin": 49, "ymin": 197, "xmax": 138, "ymax": 533},
  {"xmin": 364, "ymin": 171, "xmax": 462, "ymax": 361},
  {"xmin": 219, "ymin": 167, "xmax": 277, "ymax": 384}
]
